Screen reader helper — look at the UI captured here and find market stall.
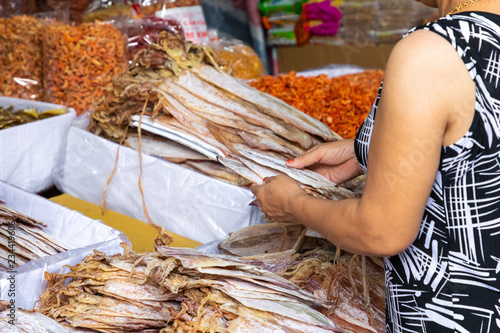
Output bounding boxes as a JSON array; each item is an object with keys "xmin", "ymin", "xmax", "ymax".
[{"xmin": 0, "ymin": 1, "xmax": 412, "ymax": 332}]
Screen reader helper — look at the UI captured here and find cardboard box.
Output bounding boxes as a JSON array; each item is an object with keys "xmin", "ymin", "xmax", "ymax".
[{"xmin": 276, "ymin": 43, "xmax": 395, "ymax": 73}]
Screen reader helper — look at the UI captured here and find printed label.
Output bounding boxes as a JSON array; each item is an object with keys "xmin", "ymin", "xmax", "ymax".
[{"xmin": 156, "ymin": 6, "xmax": 209, "ymax": 43}]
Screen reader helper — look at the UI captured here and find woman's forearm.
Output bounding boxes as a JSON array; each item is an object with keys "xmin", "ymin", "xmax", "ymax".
[{"xmin": 291, "ymin": 194, "xmax": 411, "ymax": 257}]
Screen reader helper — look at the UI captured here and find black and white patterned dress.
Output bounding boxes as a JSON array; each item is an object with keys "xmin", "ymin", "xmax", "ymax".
[{"xmin": 354, "ymin": 12, "xmax": 500, "ymax": 333}]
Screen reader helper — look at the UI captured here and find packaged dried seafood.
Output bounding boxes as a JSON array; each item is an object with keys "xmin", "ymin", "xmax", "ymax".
[
  {"xmin": 0, "ymin": 15, "xmax": 43, "ymax": 100},
  {"xmin": 137, "ymin": 0, "xmax": 209, "ymax": 43},
  {"xmin": 0, "ymin": 105, "xmax": 66, "ymax": 130},
  {"xmin": 0, "ymin": 0, "xmax": 37, "ymax": 16},
  {"xmin": 207, "ymin": 39, "xmax": 267, "ymax": 80},
  {"xmin": 37, "ymin": 0, "xmax": 93, "ymax": 23},
  {"xmin": 82, "ymin": 0, "xmax": 134, "ymax": 22},
  {"xmin": 43, "ymin": 21, "xmax": 127, "ymax": 115},
  {"xmin": 125, "ymin": 16, "xmax": 184, "ymax": 60}
]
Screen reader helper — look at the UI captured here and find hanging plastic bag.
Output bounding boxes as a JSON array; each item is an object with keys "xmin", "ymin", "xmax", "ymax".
[
  {"xmin": 207, "ymin": 39, "xmax": 267, "ymax": 80},
  {"xmin": 133, "ymin": 0, "xmax": 209, "ymax": 43},
  {"xmin": 37, "ymin": 0, "xmax": 93, "ymax": 23},
  {"xmin": 126, "ymin": 16, "xmax": 184, "ymax": 60},
  {"xmin": 82, "ymin": 0, "xmax": 134, "ymax": 22},
  {"xmin": 42, "ymin": 21, "xmax": 128, "ymax": 115},
  {"xmin": 0, "ymin": 15, "xmax": 43, "ymax": 100},
  {"xmin": 0, "ymin": 0, "xmax": 37, "ymax": 16}
]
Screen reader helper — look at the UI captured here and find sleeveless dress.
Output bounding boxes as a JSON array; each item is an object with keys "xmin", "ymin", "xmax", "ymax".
[{"xmin": 354, "ymin": 12, "xmax": 500, "ymax": 333}]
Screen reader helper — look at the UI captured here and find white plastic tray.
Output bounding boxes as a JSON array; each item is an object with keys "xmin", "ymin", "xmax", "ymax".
[
  {"xmin": 54, "ymin": 125, "xmax": 265, "ymax": 244},
  {"xmin": 0, "ymin": 181, "xmax": 130, "ymax": 309},
  {"xmin": 0, "ymin": 97, "xmax": 76, "ymax": 193}
]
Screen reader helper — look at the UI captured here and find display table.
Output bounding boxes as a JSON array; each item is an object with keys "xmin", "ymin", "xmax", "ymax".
[{"xmin": 50, "ymin": 194, "xmax": 201, "ymax": 252}]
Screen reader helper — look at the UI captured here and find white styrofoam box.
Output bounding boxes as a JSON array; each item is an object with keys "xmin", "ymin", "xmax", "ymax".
[
  {"xmin": 0, "ymin": 180, "xmax": 130, "ymax": 309},
  {"xmin": 54, "ymin": 126, "xmax": 265, "ymax": 245},
  {"xmin": 0, "ymin": 97, "xmax": 76, "ymax": 193}
]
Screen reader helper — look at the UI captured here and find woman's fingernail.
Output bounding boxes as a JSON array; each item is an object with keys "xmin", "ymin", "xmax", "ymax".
[
  {"xmin": 263, "ymin": 177, "xmax": 269, "ymax": 182},
  {"xmin": 286, "ymin": 159, "xmax": 294, "ymax": 164}
]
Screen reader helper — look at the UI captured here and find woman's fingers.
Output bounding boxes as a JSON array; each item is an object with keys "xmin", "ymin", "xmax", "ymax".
[{"xmin": 287, "ymin": 148, "xmax": 324, "ymax": 169}]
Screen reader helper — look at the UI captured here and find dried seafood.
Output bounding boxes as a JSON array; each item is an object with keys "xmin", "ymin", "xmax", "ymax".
[
  {"xmin": 208, "ymin": 41, "xmax": 266, "ymax": 80},
  {"xmin": 43, "ymin": 21, "xmax": 127, "ymax": 115},
  {"xmin": 0, "ymin": 202, "xmax": 70, "ymax": 272},
  {"xmin": 219, "ymin": 223, "xmax": 386, "ymax": 333},
  {"xmin": 89, "ymin": 31, "xmax": 356, "ymax": 200},
  {"xmin": 37, "ymin": 225, "xmax": 385, "ymax": 333},
  {"xmin": 38, "ymin": 244, "xmax": 342, "ymax": 333},
  {"xmin": 0, "ymin": 301, "xmax": 79, "ymax": 332},
  {"xmin": 0, "ymin": 106, "xmax": 67, "ymax": 130},
  {"xmin": 249, "ymin": 71, "xmax": 384, "ymax": 139},
  {"xmin": 0, "ymin": 15, "xmax": 44, "ymax": 100}
]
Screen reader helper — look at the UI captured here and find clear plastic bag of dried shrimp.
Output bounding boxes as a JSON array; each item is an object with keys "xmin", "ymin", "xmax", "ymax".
[
  {"xmin": 0, "ymin": 15, "xmax": 44, "ymax": 100},
  {"xmin": 42, "ymin": 21, "xmax": 128, "ymax": 115}
]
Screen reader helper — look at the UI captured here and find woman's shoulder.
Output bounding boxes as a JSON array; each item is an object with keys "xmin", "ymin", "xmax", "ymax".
[
  {"xmin": 388, "ymin": 29, "xmax": 457, "ymax": 72},
  {"xmin": 383, "ymin": 27, "xmax": 474, "ymax": 123}
]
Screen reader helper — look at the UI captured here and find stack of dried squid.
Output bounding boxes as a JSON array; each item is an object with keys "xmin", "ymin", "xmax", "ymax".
[
  {"xmin": 0, "ymin": 301, "xmax": 79, "ymax": 332},
  {"xmin": 0, "ymin": 203, "xmax": 69, "ymax": 271},
  {"xmin": 218, "ymin": 223, "xmax": 386, "ymax": 333},
  {"xmin": 37, "ymin": 234, "xmax": 384, "ymax": 333},
  {"xmin": 89, "ymin": 31, "xmax": 358, "ymax": 200}
]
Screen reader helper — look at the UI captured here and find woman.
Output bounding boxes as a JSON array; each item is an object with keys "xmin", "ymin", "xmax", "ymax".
[{"xmin": 251, "ymin": 0, "xmax": 500, "ymax": 331}]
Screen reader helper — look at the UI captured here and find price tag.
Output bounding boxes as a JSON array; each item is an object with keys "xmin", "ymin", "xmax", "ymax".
[{"xmin": 156, "ymin": 6, "xmax": 209, "ymax": 43}]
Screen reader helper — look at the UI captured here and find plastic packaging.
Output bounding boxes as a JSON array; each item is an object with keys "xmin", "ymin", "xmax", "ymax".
[
  {"xmin": 53, "ymin": 123, "xmax": 266, "ymax": 244},
  {"xmin": 37, "ymin": 0, "xmax": 93, "ymax": 23},
  {"xmin": 126, "ymin": 16, "xmax": 184, "ymax": 60},
  {"xmin": 267, "ymin": 28, "xmax": 297, "ymax": 46},
  {"xmin": 82, "ymin": 0, "xmax": 134, "ymax": 22},
  {"xmin": 338, "ymin": 1, "xmax": 379, "ymax": 45},
  {"xmin": 0, "ymin": 180, "xmax": 130, "ymax": 310},
  {"xmin": 294, "ymin": 0, "xmax": 342, "ymax": 45},
  {"xmin": 136, "ymin": 0, "xmax": 209, "ymax": 43},
  {"xmin": 207, "ymin": 39, "xmax": 266, "ymax": 80},
  {"xmin": 0, "ymin": 97, "xmax": 75, "ymax": 193},
  {"xmin": 0, "ymin": 0, "xmax": 37, "ymax": 17},
  {"xmin": 137, "ymin": 0, "xmax": 201, "ymax": 15},
  {"xmin": 42, "ymin": 21, "xmax": 127, "ymax": 115},
  {"xmin": 0, "ymin": 15, "xmax": 43, "ymax": 100}
]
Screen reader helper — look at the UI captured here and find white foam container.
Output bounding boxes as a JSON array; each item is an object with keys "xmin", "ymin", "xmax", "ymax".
[{"xmin": 0, "ymin": 97, "xmax": 76, "ymax": 193}]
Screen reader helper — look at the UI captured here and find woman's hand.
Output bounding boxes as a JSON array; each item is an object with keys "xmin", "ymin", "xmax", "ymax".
[
  {"xmin": 250, "ymin": 139, "xmax": 362, "ymax": 224},
  {"xmin": 250, "ymin": 175, "xmax": 308, "ymax": 223},
  {"xmin": 287, "ymin": 139, "xmax": 363, "ymax": 184}
]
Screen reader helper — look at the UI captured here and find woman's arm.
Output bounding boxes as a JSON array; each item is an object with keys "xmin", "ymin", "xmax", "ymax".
[{"xmin": 251, "ymin": 30, "xmax": 476, "ymax": 257}]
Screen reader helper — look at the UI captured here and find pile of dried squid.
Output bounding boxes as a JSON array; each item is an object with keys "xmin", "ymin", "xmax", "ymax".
[
  {"xmin": 36, "ymin": 223, "xmax": 385, "ymax": 333},
  {"xmin": 89, "ymin": 31, "xmax": 359, "ymax": 201},
  {"xmin": 0, "ymin": 202, "xmax": 69, "ymax": 271}
]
